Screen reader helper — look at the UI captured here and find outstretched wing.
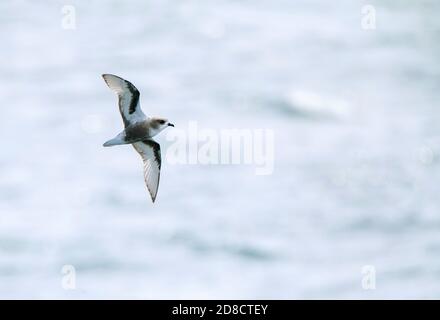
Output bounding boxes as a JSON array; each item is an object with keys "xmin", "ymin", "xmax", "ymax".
[
  {"xmin": 132, "ymin": 140, "xmax": 161, "ymax": 203},
  {"xmin": 102, "ymin": 74, "xmax": 146, "ymax": 127}
]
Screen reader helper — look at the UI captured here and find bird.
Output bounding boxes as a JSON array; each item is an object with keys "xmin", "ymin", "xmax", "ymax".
[{"xmin": 101, "ymin": 74, "xmax": 174, "ymax": 203}]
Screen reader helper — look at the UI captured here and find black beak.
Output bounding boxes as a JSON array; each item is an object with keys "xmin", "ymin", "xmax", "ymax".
[{"xmin": 168, "ymin": 123, "xmax": 175, "ymax": 127}]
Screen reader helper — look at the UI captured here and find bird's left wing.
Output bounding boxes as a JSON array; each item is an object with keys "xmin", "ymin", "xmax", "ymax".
[
  {"xmin": 132, "ymin": 140, "xmax": 161, "ymax": 203},
  {"xmin": 102, "ymin": 74, "xmax": 146, "ymax": 127}
]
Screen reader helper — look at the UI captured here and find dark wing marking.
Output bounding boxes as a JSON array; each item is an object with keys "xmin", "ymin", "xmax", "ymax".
[
  {"xmin": 132, "ymin": 140, "xmax": 161, "ymax": 202},
  {"xmin": 102, "ymin": 74, "xmax": 146, "ymax": 127}
]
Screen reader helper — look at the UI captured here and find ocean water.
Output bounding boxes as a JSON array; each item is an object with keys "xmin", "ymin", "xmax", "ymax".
[{"xmin": 1, "ymin": 0, "xmax": 440, "ymax": 299}]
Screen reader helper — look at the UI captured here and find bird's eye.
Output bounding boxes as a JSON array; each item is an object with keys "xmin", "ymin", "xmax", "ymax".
[{"xmin": 159, "ymin": 120, "xmax": 165, "ymax": 125}]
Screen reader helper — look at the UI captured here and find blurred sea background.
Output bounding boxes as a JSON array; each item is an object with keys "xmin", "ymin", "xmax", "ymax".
[{"xmin": 1, "ymin": 0, "xmax": 440, "ymax": 299}]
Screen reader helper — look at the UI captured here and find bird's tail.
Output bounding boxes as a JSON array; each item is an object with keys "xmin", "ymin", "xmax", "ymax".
[{"xmin": 103, "ymin": 137, "xmax": 125, "ymax": 147}]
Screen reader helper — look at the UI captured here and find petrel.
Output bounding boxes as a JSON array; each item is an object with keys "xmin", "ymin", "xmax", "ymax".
[{"xmin": 102, "ymin": 74, "xmax": 174, "ymax": 203}]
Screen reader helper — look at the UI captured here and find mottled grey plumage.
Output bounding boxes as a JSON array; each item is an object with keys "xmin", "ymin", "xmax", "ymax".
[{"xmin": 102, "ymin": 74, "xmax": 174, "ymax": 203}]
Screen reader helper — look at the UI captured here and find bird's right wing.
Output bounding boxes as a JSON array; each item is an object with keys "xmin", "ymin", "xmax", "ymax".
[
  {"xmin": 102, "ymin": 74, "xmax": 146, "ymax": 127},
  {"xmin": 132, "ymin": 140, "xmax": 161, "ymax": 203}
]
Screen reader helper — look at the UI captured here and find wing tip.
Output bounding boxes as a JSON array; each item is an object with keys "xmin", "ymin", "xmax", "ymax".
[
  {"xmin": 101, "ymin": 73, "xmax": 119, "ymax": 84},
  {"xmin": 146, "ymin": 180, "xmax": 159, "ymax": 203},
  {"xmin": 148, "ymin": 188, "xmax": 158, "ymax": 203},
  {"xmin": 102, "ymin": 74, "xmax": 125, "ymax": 93},
  {"xmin": 102, "ymin": 74, "xmax": 111, "ymax": 86},
  {"xmin": 102, "ymin": 73, "xmax": 124, "ymax": 81}
]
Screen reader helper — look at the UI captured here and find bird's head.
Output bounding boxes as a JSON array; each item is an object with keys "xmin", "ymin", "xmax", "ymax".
[{"xmin": 150, "ymin": 117, "xmax": 175, "ymax": 134}]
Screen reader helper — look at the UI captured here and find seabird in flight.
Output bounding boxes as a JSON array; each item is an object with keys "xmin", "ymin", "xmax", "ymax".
[{"xmin": 102, "ymin": 74, "xmax": 174, "ymax": 203}]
